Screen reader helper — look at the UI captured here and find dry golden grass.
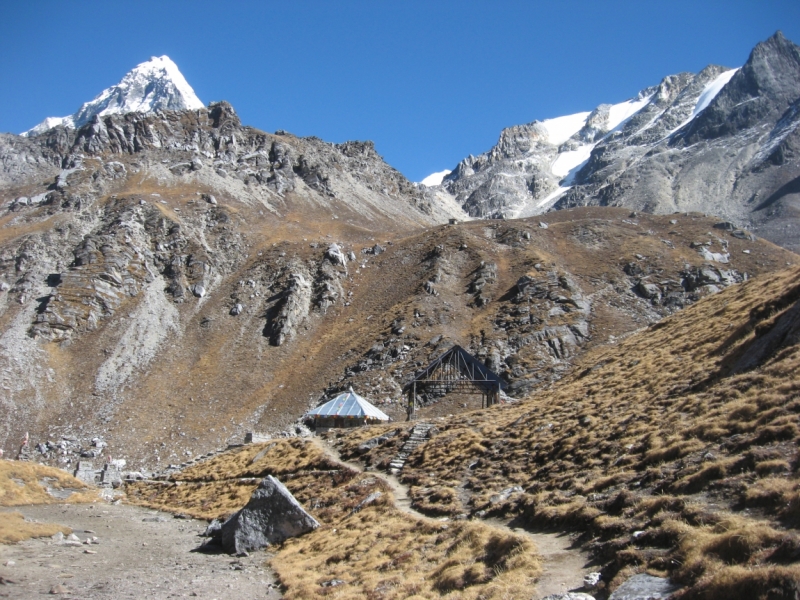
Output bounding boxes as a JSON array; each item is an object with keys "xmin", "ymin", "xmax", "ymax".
[
  {"xmin": 0, "ymin": 460, "xmax": 98, "ymax": 506},
  {"xmin": 125, "ymin": 479, "xmax": 261, "ymax": 521},
  {"xmin": 127, "ymin": 437, "xmax": 542, "ymax": 598},
  {"xmin": 274, "ymin": 508, "xmax": 539, "ymax": 600},
  {"xmin": 0, "ymin": 510, "xmax": 71, "ymax": 544},
  {"xmin": 327, "ymin": 265, "xmax": 800, "ymax": 596},
  {"xmin": 175, "ymin": 438, "xmax": 340, "ymax": 482}
]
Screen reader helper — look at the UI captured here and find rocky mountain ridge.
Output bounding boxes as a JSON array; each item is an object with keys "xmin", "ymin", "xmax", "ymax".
[
  {"xmin": 431, "ymin": 32, "xmax": 800, "ymax": 253},
  {"xmin": 0, "ymin": 44, "xmax": 797, "ymax": 474}
]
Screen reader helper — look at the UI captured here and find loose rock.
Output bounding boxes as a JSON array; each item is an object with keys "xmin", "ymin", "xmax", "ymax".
[{"xmin": 218, "ymin": 475, "xmax": 319, "ymax": 554}]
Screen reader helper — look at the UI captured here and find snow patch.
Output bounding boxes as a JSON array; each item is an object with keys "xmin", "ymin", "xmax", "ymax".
[
  {"xmin": 551, "ymin": 145, "xmax": 594, "ymax": 178},
  {"xmin": 660, "ymin": 68, "xmax": 740, "ymax": 141},
  {"xmin": 420, "ymin": 169, "xmax": 452, "ymax": 187},
  {"xmin": 691, "ymin": 68, "xmax": 738, "ymax": 119},
  {"xmin": 540, "ymin": 112, "xmax": 591, "ymax": 146},
  {"xmin": 607, "ymin": 94, "xmax": 653, "ymax": 131},
  {"xmin": 550, "ymin": 94, "xmax": 651, "ymax": 179}
]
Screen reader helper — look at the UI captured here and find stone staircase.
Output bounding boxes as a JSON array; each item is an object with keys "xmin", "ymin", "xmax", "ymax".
[{"xmin": 389, "ymin": 422, "xmax": 435, "ymax": 473}]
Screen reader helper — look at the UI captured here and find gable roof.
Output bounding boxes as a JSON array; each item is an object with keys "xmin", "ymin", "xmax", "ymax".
[
  {"xmin": 403, "ymin": 344, "xmax": 508, "ymax": 392},
  {"xmin": 306, "ymin": 389, "xmax": 390, "ymax": 421}
]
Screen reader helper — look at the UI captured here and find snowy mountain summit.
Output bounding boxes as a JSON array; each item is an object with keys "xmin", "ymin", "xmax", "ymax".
[{"xmin": 22, "ymin": 55, "xmax": 204, "ymax": 136}]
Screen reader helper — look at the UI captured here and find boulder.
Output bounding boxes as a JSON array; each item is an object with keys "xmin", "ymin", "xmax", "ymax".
[
  {"xmin": 325, "ymin": 243, "xmax": 347, "ymax": 267},
  {"xmin": 357, "ymin": 430, "xmax": 397, "ymax": 454},
  {"xmin": 584, "ymin": 572, "xmax": 602, "ymax": 588},
  {"xmin": 698, "ymin": 246, "xmax": 730, "ymax": 263},
  {"xmin": 219, "ymin": 475, "xmax": 319, "ymax": 554},
  {"xmin": 636, "ymin": 281, "xmax": 661, "ymax": 301},
  {"xmin": 201, "ymin": 519, "xmax": 223, "ymax": 538},
  {"xmin": 732, "ymin": 229, "xmax": 756, "ymax": 240},
  {"xmin": 351, "ymin": 491, "xmax": 383, "ymax": 514}
]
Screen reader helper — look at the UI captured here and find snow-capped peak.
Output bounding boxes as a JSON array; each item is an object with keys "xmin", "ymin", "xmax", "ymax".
[{"xmin": 22, "ymin": 55, "xmax": 204, "ymax": 136}]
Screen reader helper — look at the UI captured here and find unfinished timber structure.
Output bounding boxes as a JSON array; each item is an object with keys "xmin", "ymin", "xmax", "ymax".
[{"xmin": 403, "ymin": 345, "xmax": 507, "ymax": 420}]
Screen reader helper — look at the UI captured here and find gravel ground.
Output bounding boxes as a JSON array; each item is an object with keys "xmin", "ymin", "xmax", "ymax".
[{"xmin": 0, "ymin": 503, "xmax": 282, "ymax": 599}]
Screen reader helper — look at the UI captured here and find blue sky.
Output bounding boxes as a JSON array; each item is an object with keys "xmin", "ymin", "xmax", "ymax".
[{"xmin": 1, "ymin": 1, "xmax": 799, "ymax": 181}]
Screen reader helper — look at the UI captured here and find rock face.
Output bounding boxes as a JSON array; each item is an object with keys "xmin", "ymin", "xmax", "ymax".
[
  {"xmin": 433, "ymin": 32, "xmax": 800, "ymax": 253},
  {"xmin": 219, "ymin": 475, "xmax": 319, "ymax": 554}
]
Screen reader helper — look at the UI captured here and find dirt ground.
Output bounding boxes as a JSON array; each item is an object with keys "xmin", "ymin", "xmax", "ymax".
[
  {"xmin": 502, "ymin": 524, "xmax": 594, "ymax": 598},
  {"xmin": 0, "ymin": 503, "xmax": 282, "ymax": 599}
]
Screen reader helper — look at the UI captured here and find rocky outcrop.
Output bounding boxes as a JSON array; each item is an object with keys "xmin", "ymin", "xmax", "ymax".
[
  {"xmin": 268, "ymin": 264, "xmax": 312, "ymax": 346},
  {"xmin": 27, "ymin": 197, "xmax": 223, "ymax": 340},
  {"xmin": 469, "ymin": 262, "xmax": 497, "ymax": 307},
  {"xmin": 218, "ymin": 475, "xmax": 319, "ymax": 554},
  {"xmin": 5, "ymin": 97, "xmax": 466, "ymax": 243}
]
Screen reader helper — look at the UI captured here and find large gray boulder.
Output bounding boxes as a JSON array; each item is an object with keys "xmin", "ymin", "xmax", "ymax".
[{"xmin": 219, "ymin": 475, "xmax": 319, "ymax": 554}]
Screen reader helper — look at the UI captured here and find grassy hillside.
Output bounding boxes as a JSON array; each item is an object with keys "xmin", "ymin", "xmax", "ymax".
[
  {"xmin": 128, "ymin": 264, "xmax": 800, "ymax": 598},
  {"xmin": 332, "ymin": 264, "xmax": 800, "ymax": 598},
  {"xmin": 3, "ymin": 203, "xmax": 796, "ymax": 470},
  {"xmin": 0, "ymin": 460, "xmax": 97, "ymax": 506}
]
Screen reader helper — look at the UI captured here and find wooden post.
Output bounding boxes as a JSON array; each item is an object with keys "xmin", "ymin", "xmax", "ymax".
[{"xmin": 407, "ymin": 381, "xmax": 416, "ymax": 421}]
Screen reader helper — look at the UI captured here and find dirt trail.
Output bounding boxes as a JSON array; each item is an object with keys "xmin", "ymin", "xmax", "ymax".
[
  {"xmin": 487, "ymin": 518, "xmax": 595, "ymax": 598},
  {"xmin": 316, "ymin": 436, "xmax": 595, "ymax": 599},
  {"xmin": 317, "ymin": 437, "xmax": 428, "ymax": 520},
  {"xmin": 0, "ymin": 503, "xmax": 282, "ymax": 599}
]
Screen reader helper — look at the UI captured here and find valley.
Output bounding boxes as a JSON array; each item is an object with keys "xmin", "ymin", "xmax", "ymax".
[{"xmin": 1, "ymin": 31, "xmax": 799, "ymax": 600}]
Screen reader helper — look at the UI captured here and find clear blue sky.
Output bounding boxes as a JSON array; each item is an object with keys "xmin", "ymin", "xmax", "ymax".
[{"xmin": 1, "ymin": 1, "xmax": 798, "ymax": 181}]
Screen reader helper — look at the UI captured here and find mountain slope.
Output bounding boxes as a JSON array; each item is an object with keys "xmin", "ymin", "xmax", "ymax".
[
  {"xmin": 0, "ymin": 43, "xmax": 796, "ymax": 475},
  {"xmin": 21, "ymin": 56, "xmax": 204, "ymax": 137},
  {"xmin": 433, "ymin": 32, "xmax": 800, "ymax": 253},
  {"xmin": 331, "ymin": 264, "xmax": 800, "ymax": 598}
]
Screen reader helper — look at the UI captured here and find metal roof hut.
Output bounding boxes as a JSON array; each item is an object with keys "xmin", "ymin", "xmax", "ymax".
[
  {"xmin": 306, "ymin": 389, "xmax": 390, "ymax": 429},
  {"xmin": 403, "ymin": 344, "xmax": 508, "ymax": 420}
]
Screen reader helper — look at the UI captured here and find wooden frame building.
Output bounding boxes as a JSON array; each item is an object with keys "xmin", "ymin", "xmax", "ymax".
[{"xmin": 403, "ymin": 345, "xmax": 508, "ymax": 420}]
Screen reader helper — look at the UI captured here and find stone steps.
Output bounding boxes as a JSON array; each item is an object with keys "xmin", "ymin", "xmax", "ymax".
[{"xmin": 388, "ymin": 423, "xmax": 436, "ymax": 473}]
